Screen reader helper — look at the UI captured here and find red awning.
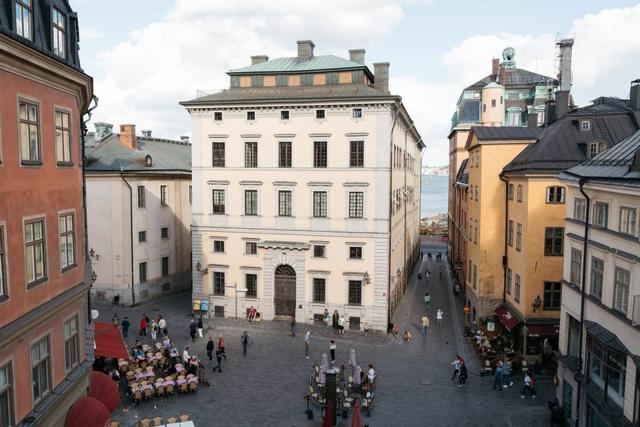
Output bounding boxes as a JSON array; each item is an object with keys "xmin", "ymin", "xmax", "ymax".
[
  {"xmin": 89, "ymin": 371, "xmax": 120, "ymax": 412},
  {"xmin": 527, "ymin": 324, "xmax": 559, "ymax": 337},
  {"xmin": 94, "ymin": 321, "xmax": 129, "ymax": 359},
  {"xmin": 494, "ymin": 305, "xmax": 520, "ymax": 331},
  {"xmin": 65, "ymin": 396, "xmax": 110, "ymax": 427}
]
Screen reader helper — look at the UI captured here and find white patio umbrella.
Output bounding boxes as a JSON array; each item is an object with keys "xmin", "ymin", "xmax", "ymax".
[
  {"xmin": 354, "ymin": 365, "xmax": 362, "ymax": 385},
  {"xmin": 319, "ymin": 353, "xmax": 329, "ymax": 384},
  {"xmin": 347, "ymin": 349, "xmax": 357, "ymax": 376}
]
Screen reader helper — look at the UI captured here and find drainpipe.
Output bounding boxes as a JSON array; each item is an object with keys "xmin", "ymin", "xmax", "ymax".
[
  {"xmin": 120, "ymin": 168, "xmax": 136, "ymax": 305},
  {"xmin": 575, "ymin": 176, "xmax": 590, "ymax": 427},
  {"xmin": 499, "ymin": 173, "xmax": 509, "ymax": 303},
  {"xmin": 388, "ymin": 102, "xmax": 401, "ymax": 330}
]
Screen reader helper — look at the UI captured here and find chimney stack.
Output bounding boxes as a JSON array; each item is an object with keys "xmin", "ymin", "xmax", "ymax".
[
  {"xmin": 491, "ymin": 58, "xmax": 499, "ymax": 82},
  {"xmin": 630, "ymin": 79, "xmax": 640, "ymax": 111},
  {"xmin": 120, "ymin": 124, "xmax": 137, "ymax": 150},
  {"xmin": 349, "ymin": 49, "xmax": 366, "ymax": 65},
  {"xmin": 557, "ymin": 38, "xmax": 574, "ymax": 92},
  {"xmin": 141, "ymin": 129, "xmax": 152, "ymax": 138},
  {"xmin": 94, "ymin": 122, "xmax": 113, "ymax": 140},
  {"xmin": 555, "ymin": 90, "xmax": 570, "ymax": 119},
  {"xmin": 251, "ymin": 55, "xmax": 269, "ymax": 65},
  {"xmin": 180, "ymin": 135, "xmax": 190, "ymax": 143},
  {"xmin": 373, "ymin": 62, "xmax": 390, "ymax": 94},
  {"xmin": 297, "ymin": 40, "xmax": 315, "ymax": 61}
]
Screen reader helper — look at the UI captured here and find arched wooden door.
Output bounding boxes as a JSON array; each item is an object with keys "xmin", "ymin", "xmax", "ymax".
[{"xmin": 274, "ymin": 264, "xmax": 296, "ymax": 317}]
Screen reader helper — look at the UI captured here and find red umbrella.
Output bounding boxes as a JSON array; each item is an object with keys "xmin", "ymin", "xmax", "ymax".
[
  {"xmin": 322, "ymin": 400, "xmax": 334, "ymax": 427},
  {"xmin": 351, "ymin": 400, "xmax": 363, "ymax": 427},
  {"xmin": 65, "ymin": 396, "xmax": 110, "ymax": 427},
  {"xmin": 89, "ymin": 371, "xmax": 120, "ymax": 412}
]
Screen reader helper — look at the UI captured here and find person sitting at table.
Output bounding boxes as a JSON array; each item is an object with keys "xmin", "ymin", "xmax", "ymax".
[
  {"xmin": 164, "ymin": 363, "xmax": 177, "ymax": 377},
  {"xmin": 133, "ymin": 347, "xmax": 144, "ymax": 359},
  {"xmin": 188, "ymin": 356, "xmax": 199, "ymax": 375},
  {"xmin": 163, "ymin": 336, "xmax": 171, "ymax": 348},
  {"xmin": 169, "ymin": 346, "xmax": 180, "ymax": 364}
]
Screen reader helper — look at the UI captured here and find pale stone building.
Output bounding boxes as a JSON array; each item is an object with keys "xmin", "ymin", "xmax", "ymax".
[
  {"xmin": 85, "ymin": 123, "xmax": 192, "ymax": 305},
  {"xmin": 182, "ymin": 40, "xmax": 423, "ymax": 331}
]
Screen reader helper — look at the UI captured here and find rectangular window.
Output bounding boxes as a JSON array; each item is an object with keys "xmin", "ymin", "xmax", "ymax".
[
  {"xmin": 613, "ymin": 267, "xmax": 630, "ymax": 314},
  {"xmin": 349, "ymin": 141, "xmax": 364, "ymax": 167},
  {"xmin": 246, "ymin": 274, "xmax": 257, "ymax": 298},
  {"xmin": 567, "ymin": 316, "xmax": 580, "ymax": 358},
  {"xmin": 593, "ymin": 202, "xmax": 609, "ymax": 228},
  {"xmin": 162, "ymin": 256, "xmax": 169, "ymax": 277},
  {"xmin": 507, "ymin": 220, "xmax": 514, "ymax": 246},
  {"xmin": 544, "ymin": 227, "xmax": 564, "ymax": 256},
  {"xmin": 137, "ymin": 186, "xmax": 146, "ymax": 208},
  {"xmin": 349, "ymin": 247, "xmax": 362, "ymax": 260},
  {"xmin": 506, "ymin": 268, "xmax": 512, "ymax": 294},
  {"xmin": 472, "ymin": 264, "xmax": 477, "ymax": 289},
  {"xmin": 543, "ymin": 282, "xmax": 562, "ymax": 310},
  {"xmin": 516, "ymin": 223, "xmax": 522, "ymax": 251},
  {"xmin": 352, "ymin": 108, "xmax": 362, "ymax": 119},
  {"xmin": 161, "ymin": 227, "xmax": 168, "ymax": 239},
  {"xmin": 348, "ymin": 192, "xmax": 364, "ymax": 218},
  {"xmin": 31, "ymin": 336, "xmax": 50, "ymax": 402},
  {"xmin": 278, "ymin": 191, "xmax": 292, "ymax": 216},
  {"xmin": 348, "ymin": 280, "xmax": 362, "ymax": 305},
  {"xmin": 514, "ymin": 274, "xmax": 521, "ymax": 303},
  {"xmin": 516, "ymin": 185, "xmax": 523, "ymax": 202},
  {"xmin": 278, "ymin": 142, "xmax": 292, "ymax": 168},
  {"xmin": 244, "ymin": 190, "xmax": 258, "ymax": 215},
  {"xmin": 52, "ymin": 7, "xmax": 66, "ymax": 58},
  {"xmin": 160, "ymin": 185, "xmax": 167, "ymax": 206},
  {"xmin": 491, "ymin": 99, "xmax": 496, "ymax": 108},
  {"xmin": 213, "ymin": 272, "xmax": 225, "ymax": 296},
  {"xmin": 214, "ymin": 112, "xmax": 222, "ymax": 121},
  {"xmin": 212, "ymin": 142, "xmax": 225, "ymax": 167},
  {"xmin": 619, "ymin": 206, "xmax": 637, "ymax": 236},
  {"xmin": 188, "ymin": 185, "xmax": 192, "ymax": 205},
  {"xmin": 570, "ymin": 248, "xmax": 582, "ymax": 286},
  {"xmin": 546, "ymin": 186, "xmax": 565, "ymax": 203},
  {"xmin": 245, "ymin": 242, "xmax": 257, "ymax": 255},
  {"xmin": 55, "ymin": 110, "xmax": 71, "ymax": 164},
  {"xmin": 590, "ymin": 257, "xmax": 604, "ymax": 300},
  {"xmin": 212, "ymin": 189, "xmax": 225, "ymax": 214},
  {"xmin": 244, "ymin": 141, "xmax": 258, "ymax": 168},
  {"xmin": 247, "ymin": 111, "xmax": 255, "ymax": 121},
  {"xmin": 0, "ymin": 226, "xmax": 5, "ymax": 298},
  {"xmin": 507, "ymin": 184, "xmax": 514, "ymax": 201},
  {"xmin": 313, "ymin": 245, "xmax": 326, "ymax": 258},
  {"xmin": 313, "ymin": 191, "xmax": 327, "ymax": 218},
  {"xmin": 574, "ymin": 198, "xmax": 586, "ymax": 221},
  {"xmin": 213, "ymin": 240, "xmax": 225, "ymax": 253},
  {"xmin": 313, "ymin": 278, "xmax": 326, "ymax": 303},
  {"xmin": 59, "ymin": 213, "xmax": 75, "ymax": 271},
  {"xmin": 139, "ymin": 262, "xmax": 147, "ymax": 282},
  {"xmin": 0, "ymin": 363, "xmax": 14, "ymax": 427},
  {"xmin": 316, "ymin": 110, "xmax": 325, "ymax": 119},
  {"xmin": 313, "ymin": 141, "xmax": 327, "ymax": 168},
  {"xmin": 280, "ymin": 110, "xmax": 289, "ymax": 120},
  {"xmin": 15, "ymin": 0, "xmax": 32, "ymax": 40},
  {"xmin": 24, "ymin": 218, "xmax": 46, "ymax": 286},
  {"xmin": 138, "ymin": 231, "xmax": 146, "ymax": 242},
  {"xmin": 63, "ymin": 316, "xmax": 79, "ymax": 372},
  {"xmin": 19, "ymin": 101, "xmax": 40, "ymax": 163}
]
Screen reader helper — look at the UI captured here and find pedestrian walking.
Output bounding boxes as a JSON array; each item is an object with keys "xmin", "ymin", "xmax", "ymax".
[
  {"xmin": 150, "ymin": 319, "xmax": 158, "ymax": 340},
  {"xmin": 451, "ymin": 355, "xmax": 462, "ymax": 381},
  {"xmin": 241, "ymin": 331, "xmax": 249, "ymax": 356},
  {"xmin": 329, "ymin": 340, "xmax": 336, "ymax": 364},
  {"xmin": 521, "ymin": 370, "xmax": 537, "ymax": 398},
  {"xmin": 212, "ymin": 345, "xmax": 226, "ymax": 373},
  {"xmin": 218, "ymin": 334, "xmax": 225, "ymax": 349},
  {"xmin": 363, "ymin": 322, "xmax": 369, "ymax": 337},
  {"xmin": 337, "ymin": 315, "xmax": 345, "ymax": 336},
  {"xmin": 502, "ymin": 362, "xmax": 513, "ymax": 387},
  {"xmin": 158, "ymin": 315, "xmax": 167, "ymax": 338},
  {"xmin": 197, "ymin": 318, "xmax": 204, "ymax": 339},
  {"xmin": 206, "ymin": 337, "xmax": 214, "ymax": 361},
  {"xmin": 112, "ymin": 314, "xmax": 120, "ymax": 327},
  {"xmin": 458, "ymin": 361, "xmax": 468, "ymax": 387},
  {"xmin": 436, "ymin": 309, "xmax": 443, "ymax": 326},
  {"xmin": 139, "ymin": 315, "xmax": 148, "ymax": 337},
  {"xmin": 421, "ymin": 313, "xmax": 430, "ymax": 336},
  {"xmin": 493, "ymin": 361, "xmax": 504, "ymax": 391},
  {"xmin": 304, "ymin": 331, "xmax": 310, "ymax": 359},
  {"xmin": 290, "ymin": 317, "xmax": 296, "ymax": 337},
  {"xmin": 189, "ymin": 320, "xmax": 197, "ymax": 342},
  {"xmin": 323, "ymin": 309, "xmax": 330, "ymax": 336},
  {"xmin": 182, "ymin": 346, "xmax": 190, "ymax": 363},
  {"xmin": 424, "ymin": 292, "xmax": 431, "ymax": 307},
  {"xmin": 121, "ymin": 316, "xmax": 130, "ymax": 339}
]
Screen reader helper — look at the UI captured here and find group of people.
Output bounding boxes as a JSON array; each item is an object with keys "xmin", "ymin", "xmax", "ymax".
[
  {"xmin": 321, "ymin": 309, "xmax": 351, "ymax": 337},
  {"xmin": 205, "ymin": 335, "xmax": 228, "ymax": 373},
  {"xmin": 113, "ymin": 313, "xmax": 167, "ymax": 341}
]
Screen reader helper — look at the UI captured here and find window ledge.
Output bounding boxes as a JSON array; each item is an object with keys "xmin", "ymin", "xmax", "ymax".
[
  {"xmin": 27, "ymin": 277, "xmax": 49, "ymax": 290},
  {"xmin": 61, "ymin": 264, "xmax": 78, "ymax": 274},
  {"xmin": 0, "ymin": 295, "xmax": 8, "ymax": 304},
  {"xmin": 21, "ymin": 160, "xmax": 43, "ymax": 167},
  {"xmin": 347, "ymin": 304, "xmax": 362, "ymax": 307},
  {"xmin": 56, "ymin": 161, "xmax": 74, "ymax": 167}
]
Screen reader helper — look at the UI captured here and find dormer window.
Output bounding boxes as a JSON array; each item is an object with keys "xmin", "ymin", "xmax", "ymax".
[
  {"xmin": 581, "ymin": 120, "xmax": 591, "ymax": 131},
  {"xmin": 588, "ymin": 141, "xmax": 607, "ymax": 159},
  {"xmin": 280, "ymin": 110, "xmax": 290, "ymax": 121},
  {"xmin": 15, "ymin": 0, "xmax": 33, "ymax": 40},
  {"xmin": 52, "ymin": 8, "xmax": 66, "ymax": 59},
  {"xmin": 145, "ymin": 155, "xmax": 152, "ymax": 167}
]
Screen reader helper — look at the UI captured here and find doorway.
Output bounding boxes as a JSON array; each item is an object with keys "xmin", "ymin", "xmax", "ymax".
[{"xmin": 274, "ymin": 264, "xmax": 296, "ymax": 317}]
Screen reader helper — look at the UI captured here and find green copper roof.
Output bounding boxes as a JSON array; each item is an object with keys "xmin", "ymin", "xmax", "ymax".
[{"xmin": 228, "ymin": 55, "xmax": 367, "ymax": 75}]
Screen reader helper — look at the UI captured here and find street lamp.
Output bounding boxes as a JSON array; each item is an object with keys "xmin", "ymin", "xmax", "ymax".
[{"xmin": 225, "ymin": 283, "xmax": 248, "ymax": 319}]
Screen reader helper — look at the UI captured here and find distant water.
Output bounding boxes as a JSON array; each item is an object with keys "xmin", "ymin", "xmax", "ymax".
[{"xmin": 421, "ymin": 175, "xmax": 448, "ymax": 218}]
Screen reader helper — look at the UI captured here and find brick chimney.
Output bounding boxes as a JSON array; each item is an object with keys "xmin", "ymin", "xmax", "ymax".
[
  {"xmin": 349, "ymin": 49, "xmax": 365, "ymax": 65},
  {"xmin": 120, "ymin": 124, "xmax": 137, "ymax": 150},
  {"xmin": 491, "ymin": 58, "xmax": 499, "ymax": 82},
  {"xmin": 297, "ymin": 40, "xmax": 315, "ymax": 61},
  {"xmin": 557, "ymin": 38, "xmax": 574, "ymax": 92},
  {"xmin": 251, "ymin": 55, "xmax": 269, "ymax": 65},
  {"xmin": 373, "ymin": 62, "xmax": 390, "ymax": 94},
  {"xmin": 630, "ymin": 79, "xmax": 640, "ymax": 111}
]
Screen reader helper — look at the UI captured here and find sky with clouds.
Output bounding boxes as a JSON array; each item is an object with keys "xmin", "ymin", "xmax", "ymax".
[{"xmin": 74, "ymin": 0, "xmax": 640, "ymax": 167}]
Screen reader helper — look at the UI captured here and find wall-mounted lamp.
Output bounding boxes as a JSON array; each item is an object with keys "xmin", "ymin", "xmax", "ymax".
[
  {"xmin": 364, "ymin": 271, "xmax": 371, "ymax": 285},
  {"xmin": 532, "ymin": 295, "xmax": 542, "ymax": 312},
  {"xmin": 89, "ymin": 248, "xmax": 99, "ymax": 261},
  {"xmin": 195, "ymin": 262, "xmax": 208, "ymax": 275},
  {"xmin": 91, "ymin": 270, "xmax": 97, "ymax": 284}
]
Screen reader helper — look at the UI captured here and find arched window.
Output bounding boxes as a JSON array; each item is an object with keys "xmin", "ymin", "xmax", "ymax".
[
  {"xmin": 588, "ymin": 141, "xmax": 607, "ymax": 159},
  {"xmin": 144, "ymin": 155, "xmax": 152, "ymax": 167},
  {"xmin": 516, "ymin": 185, "xmax": 523, "ymax": 202}
]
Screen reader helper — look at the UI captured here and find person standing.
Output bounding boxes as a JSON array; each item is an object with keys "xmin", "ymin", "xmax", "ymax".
[
  {"xmin": 158, "ymin": 315, "xmax": 167, "ymax": 338},
  {"xmin": 451, "ymin": 355, "xmax": 462, "ymax": 381},
  {"xmin": 121, "ymin": 316, "xmax": 130, "ymax": 339},
  {"xmin": 182, "ymin": 346, "xmax": 191, "ymax": 363},
  {"xmin": 521, "ymin": 370, "xmax": 537, "ymax": 398},
  {"xmin": 436, "ymin": 309, "xmax": 443, "ymax": 326},
  {"xmin": 139, "ymin": 315, "xmax": 148, "ymax": 337},
  {"xmin": 493, "ymin": 361, "xmax": 504, "ymax": 391},
  {"xmin": 502, "ymin": 362, "xmax": 513, "ymax": 387},
  {"xmin": 206, "ymin": 337, "xmax": 214, "ymax": 361},
  {"xmin": 197, "ymin": 318, "xmax": 204, "ymax": 339},
  {"xmin": 421, "ymin": 313, "xmax": 430, "ymax": 336},
  {"xmin": 363, "ymin": 322, "xmax": 369, "ymax": 337},
  {"xmin": 212, "ymin": 345, "xmax": 226, "ymax": 373},
  {"xmin": 150, "ymin": 319, "xmax": 158, "ymax": 340},
  {"xmin": 424, "ymin": 292, "xmax": 431, "ymax": 307},
  {"xmin": 329, "ymin": 340, "xmax": 336, "ymax": 364},
  {"xmin": 323, "ymin": 309, "xmax": 330, "ymax": 336},
  {"xmin": 290, "ymin": 317, "xmax": 296, "ymax": 337},
  {"xmin": 332, "ymin": 310, "xmax": 339, "ymax": 333},
  {"xmin": 241, "ymin": 331, "xmax": 249, "ymax": 356},
  {"xmin": 189, "ymin": 320, "xmax": 197, "ymax": 343},
  {"xmin": 337, "ymin": 315, "xmax": 345, "ymax": 336},
  {"xmin": 304, "ymin": 331, "xmax": 310, "ymax": 360},
  {"xmin": 458, "ymin": 361, "xmax": 468, "ymax": 387}
]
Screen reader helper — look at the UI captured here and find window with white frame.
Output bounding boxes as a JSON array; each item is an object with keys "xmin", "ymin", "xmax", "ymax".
[
  {"xmin": 212, "ymin": 189, "xmax": 225, "ymax": 214},
  {"xmin": 316, "ymin": 110, "xmax": 325, "ymax": 119},
  {"xmin": 516, "ymin": 185, "xmax": 523, "ymax": 202},
  {"xmin": 246, "ymin": 274, "xmax": 257, "ymax": 298},
  {"xmin": 160, "ymin": 185, "xmax": 168, "ymax": 206},
  {"xmin": 613, "ymin": 267, "xmax": 630, "ymax": 314},
  {"xmin": 31, "ymin": 336, "xmax": 51, "ymax": 402},
  {"xmin": 619, "ymin": 206, "xmax": 637, "ymax": 236},
  {"xmin": 508, "ymin": 184, "xmax": 514, "ymax": 201},
  {"xmin": 280, "ymin": 110, "xmax": 289, "ymax": 121},
  {"xmin": 348, "ymin": 192, "xmax": 364, "ymax": 218},
  {"xmin": 506, "ymin": 108, "xmax": 522, "ymax": 126},
  {"xmin": 507, "ymin": 220, "xmax": 514, "ymax": 246},
  {"xmin": 245, "ymin": 242, "xmax": 257, "ymax": 255},
  {"xmin": 313, "ymin": 191, "xmax": 327, "ymax": 218},
  {"xmin": 25, "ymin": 218, "xmax": 46, "ymax": 286},
  {"xmin": 52, "ymin": 7, "xmax": 66, "ymax": 58},
  {"xmin": 63, "ymin": 316, "xmax": 79, "ymax": 372},
  {"xmin": 279, "ymin": 142, "xmax": 292, "ymax": 168},
  {"xmin": 514, "ymin": 274, "xmax": 521, "ymax": 302},
  {"xmin": 348, "ymin": 280, "xmax": 362, "ymax": 305},
  {"xmin": 313, "ymin": 245, "xmax": 326, "ymax": 258},
  {"xmin": 137, "ymin": 186, "xmax": 146, "ymax": 208},
  {"xmin": 544, "ymin": 227, "xmax": 564, "ymax": 256},
  {"xmin": 506, "ymin": 268, "xmax": 512, "ymax": 294},
  {"xmin": 55, "ymin": 110, "xmax": 71, "ymax": 164},
  {"xmin": 19, "ymin": 101, "xmax": 40, "ymax": 164},
  {"xmin": 313, "ymin": 141, "xmax": 327, "ymax": 168},
  {"xmin": 590, "ymin": 257, "xmax": 604, "ymax": 300},
  {"xmin": 0, "ymin": 363, "xmax": 13, "ymax": 426},
  {"xmin": 244, "ymin": 190, "xmax": 258, "ymax": 216},
  {"xmin": 588, "ymin": 141, "xmax": 607, "ymax": 159},
  {"xmin": 15, "ymin": 0, "xmax": 33, "ymax": 40},
  {"xmin": 245, "ymin": 142, "xmax": 258, "ymax": 168},
  {"xmin": 349, "ymin": 141, "xmax": 364, "ymax": 167},
  {"xmin": 313, "ymin": 278, "xmax": 326, "ymax": 303},
  {"xmin": 246, "ymin": 111, "xmax": 255, "ymax": 121},
  {"xmin": 546, "ymin": 186, "xmax": 565, "ymax": 204},
  {"xmin": 570, "ymin": 248, "xmax": 582, "ymax": 286},
  {"xmin": 213, "ymin": 240, "xmax": 225, "ymax": 253},
  {"xmin": 515, "ymin": 223, "xmax": 522, "ymax": 251},
  {"xmin": 574, "ymin": 198, "xmax": 586, "ymax": 221},
  {"xmin": 580, "ymin": 120, "xmax": 591, "ymax": 131},
  {"xmin": 212, "ymin": 142, "xmax": 225, "ymax": 167},
  {"xmin": 59, "ymin": 213, "xmax": 75, "ymax": 271},
  {"xmin": 278, "ymin": 191, "xmax": 292, "ymax": 216},
  {"xmin": 593, "ymin": 202, "xmax": 609, "ymax": 228},
  {"xmin": 543, "ymin": 282, "xmax": 561, "ymax": 310},
  {"xmin": 213, "ymin": 272, "xmax": 225, "ymax": 296},
  {"xmin": 349, "ymin": 247, "xmax": 362, "ymax": 260}
]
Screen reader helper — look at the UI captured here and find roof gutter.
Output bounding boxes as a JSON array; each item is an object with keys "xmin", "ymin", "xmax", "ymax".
[{"xmin": 119, "ymin": 168, "xmax": 136, "ymax": 306}]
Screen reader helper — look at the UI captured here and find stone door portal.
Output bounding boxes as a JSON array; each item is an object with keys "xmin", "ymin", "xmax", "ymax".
[{"xmin": 274, "ymin": 264, "xmax": 296, "ymax": 317}]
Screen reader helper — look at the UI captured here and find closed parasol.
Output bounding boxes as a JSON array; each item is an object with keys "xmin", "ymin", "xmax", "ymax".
[
  {"xmin": 319, "ymin": 353, "xmax": 329, "ymax": 384},
  {"xmin": 354, "ymin": 365, "xmax": 362, "ymax": 385},
  {"xmin": 347, "ymin": 349, "xmax": 357, "ymax": 376}
]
